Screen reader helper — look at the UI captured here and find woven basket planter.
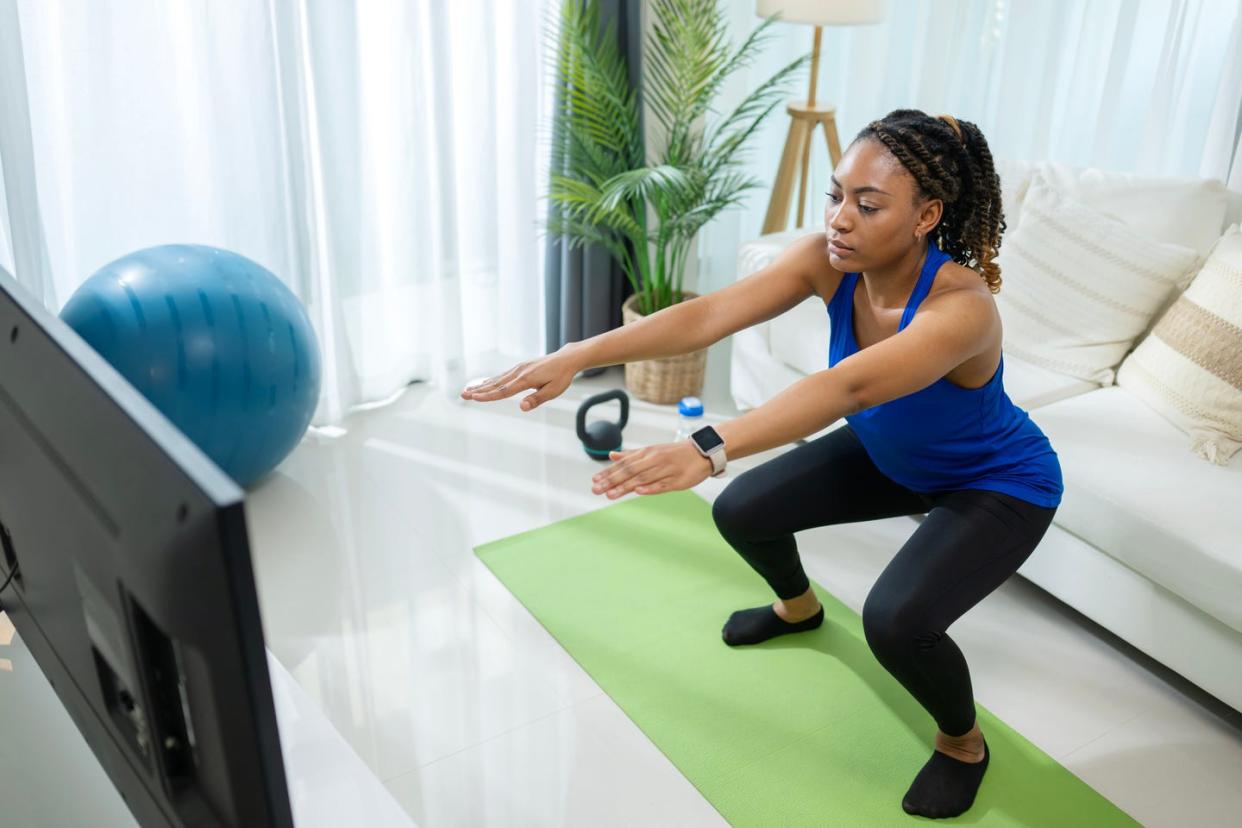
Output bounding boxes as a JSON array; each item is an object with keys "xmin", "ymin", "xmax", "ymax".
[{"xmin": 620, "ymin": 291, "xmax": 707, "ymax": 405}]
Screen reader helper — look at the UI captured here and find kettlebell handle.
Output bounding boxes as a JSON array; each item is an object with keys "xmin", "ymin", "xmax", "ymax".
[{"xmin": 576, "ymin": 388, "xmax": 629, "ymax": 443}]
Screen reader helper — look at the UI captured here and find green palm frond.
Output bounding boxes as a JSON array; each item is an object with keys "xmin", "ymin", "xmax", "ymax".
[
  {"xmin": 543, "ymin": 0, "xmax": 807, "ymax": 314},
  {"xmin": 544, "ymin": 213, "xmax": 616, "ymax": 253},
  {"xmin": 643, "ymin": 0, "xmax": 731, "ymax": 163},
  {"xmin": 547, "ymin": 0, "xmax": 643, "ymax": 178},
  {"xmin": 703, "ymin": 52, "xmax": 811, "ymax": 178},
  {"xmin": 548, "ymin": 174, "xmax": 644, "ymax": 240},
  {"xmin": 599, "ymin": 165, "xmax": 698, "ymax": 213},
  {"xmin": 666, "ymin": 171, "xmax": 761, "ymax": 238}
]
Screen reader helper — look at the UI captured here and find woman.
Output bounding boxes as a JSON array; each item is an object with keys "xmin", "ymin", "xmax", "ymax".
[{"xmin": 462, "ymin": 109, "xmax": 1061, "ymax": 820}]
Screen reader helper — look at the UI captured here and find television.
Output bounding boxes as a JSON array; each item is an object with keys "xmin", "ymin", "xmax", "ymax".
[{"xmin": 0, "ymin": 266, "xmax": 293, "ymax": 827}]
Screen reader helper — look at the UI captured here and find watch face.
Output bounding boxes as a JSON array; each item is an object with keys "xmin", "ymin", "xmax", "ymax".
[{"xmin": 692, "ymin": 426, "xmax": 723, "ymax": 452}]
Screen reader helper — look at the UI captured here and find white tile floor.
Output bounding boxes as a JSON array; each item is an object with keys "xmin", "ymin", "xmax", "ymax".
[{"xmin": 245, "ymin": 364, "xmax": 1242, "ymax": 827}]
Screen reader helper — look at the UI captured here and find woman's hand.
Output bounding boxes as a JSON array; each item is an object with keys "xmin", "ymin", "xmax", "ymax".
[
  {"xmin": 460, "ymin": 349, "xmax": 581, "ymax": 411},
  {"xmin": 591, "ymin": 442, "xmax": 713, "ymax": 499}
]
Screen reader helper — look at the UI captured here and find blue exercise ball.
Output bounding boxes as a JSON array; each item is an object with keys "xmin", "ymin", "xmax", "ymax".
[{"xmin": 60, "ymin": 244, "xmax": 321, "ymax": 488}]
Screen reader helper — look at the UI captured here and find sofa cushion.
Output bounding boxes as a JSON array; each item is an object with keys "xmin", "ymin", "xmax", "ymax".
[
  {"xmin": 735, "ymin": 227, "xmax": 824, "ymax": 359},
  {"xmin": 735, "ymin": 228, "xmax": 822, "ymax": 283},
  {"xmin": 1029, "ymin": 387, "xmax": 1242, "ymax": 634},
  {"xmin": 993, "ymin": 159, "xmax": 1231, "ymax": 258},
  {"xmin": 999, "ymin": 352, "xmax": 1099, "ymax": 410},
  {"xmin": 1117, "ymin": 224, "xmax": 1242, "ymax": 466},
  {"xmin": 769, "ymin": 295, "xmax": 830, "ymax": 377},
  {"xmin": 736, "ymin": 228, "xmax": 829, "ymax": 379},
  {"xmin": 993, "ymin": 174, "xmax": 1201, "ymax": 385}
]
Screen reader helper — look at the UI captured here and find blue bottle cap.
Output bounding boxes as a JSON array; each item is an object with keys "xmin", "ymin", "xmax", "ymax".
[{"xmin": 678, "ymin": 396, "xmax": 704, "ymax": 417}]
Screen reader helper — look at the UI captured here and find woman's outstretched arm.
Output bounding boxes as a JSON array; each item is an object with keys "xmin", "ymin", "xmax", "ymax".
[{"xmin": 569, "ymin": 233, "xmax": 827, "ymax": 372}]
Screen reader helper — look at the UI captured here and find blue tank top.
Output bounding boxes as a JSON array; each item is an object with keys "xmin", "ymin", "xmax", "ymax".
[{"xmin": 826, "ymin": 241, "xmax": 1063, "ymax": 508}]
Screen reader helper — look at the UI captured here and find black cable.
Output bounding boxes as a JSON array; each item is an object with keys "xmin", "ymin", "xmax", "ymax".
[{"xmin": 0, "ymin": 563, "xmax": 18, "ymax": 597}]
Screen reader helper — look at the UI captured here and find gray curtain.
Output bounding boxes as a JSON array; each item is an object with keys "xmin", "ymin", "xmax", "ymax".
[{"xmin": 544, "ymin": 0, "xmax": 642, "ymax": 377}]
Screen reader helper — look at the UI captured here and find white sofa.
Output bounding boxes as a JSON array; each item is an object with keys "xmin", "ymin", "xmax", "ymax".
[{"xmin": 729, "ymin": 160, "xmax": 1242, "ymax": 713}]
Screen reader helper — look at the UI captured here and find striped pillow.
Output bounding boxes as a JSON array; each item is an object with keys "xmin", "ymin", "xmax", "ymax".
[
  {"xmin": 993, "ymin": 174, "xmax": 1201, "ymax": 385},
  {"xmin": 1117, "ymin": 224, "xmax": 1242, "ymax": 465}
]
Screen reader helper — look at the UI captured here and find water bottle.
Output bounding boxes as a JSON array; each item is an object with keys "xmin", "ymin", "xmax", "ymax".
[{"xmin": 674, "ymin": 396, "xmax": 705, "ymax": 442}]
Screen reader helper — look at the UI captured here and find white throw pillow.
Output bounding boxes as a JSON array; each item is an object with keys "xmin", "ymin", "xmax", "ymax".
[
  {"xmin": 1117, "ymin": 224, "xmax": 1242, "ymax": 465},
  {"xmin": 1037, "ymin": 163, "xmax": 1230, "ymax": 258},
  {"xmin": 992, "ymin": 159, "xmax": 1230, "ymax": 258},
  {"xmin": 993, "ymin": 173, "xmax": 1201, "ymax": 385}
]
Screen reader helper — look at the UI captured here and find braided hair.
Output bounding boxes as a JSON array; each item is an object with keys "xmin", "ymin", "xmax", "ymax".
[{"xmin": 854, "ymin": 109, "xmax": 1006, "ymax": 294}]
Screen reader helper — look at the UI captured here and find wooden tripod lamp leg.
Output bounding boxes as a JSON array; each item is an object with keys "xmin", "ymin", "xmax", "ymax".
[
  {"xmin": 795, "ymin": 124, "xmax": 815, "ymax": 229},
  {"xmin": 795, "ymin": 26, "xmax": 823, "ymax": 229},
  {"xmin": 762, "ymin": 113, "xmax": 810, "ymax": 235},
  {"xmin": 824, "ymin": 111, "xmax": 843, "ymax": 169}
]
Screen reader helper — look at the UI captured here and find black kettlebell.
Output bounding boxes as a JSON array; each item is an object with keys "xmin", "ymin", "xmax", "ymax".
[{"xmin": 576, "ymin": 389, "xmax": 629, "ymax": 461}]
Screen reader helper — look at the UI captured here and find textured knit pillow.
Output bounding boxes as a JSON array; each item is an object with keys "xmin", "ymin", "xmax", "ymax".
[
  {"xmin": 993, "ymin": 174, "xmax": 1201, "ymax": 385},
  {"xmin": 992, "ymin": 159, "xmax": 1230, "ymax": 255},
  {"xmin": 1117, "ymin": 224, "xmax": 1242, "ymax": 465}
]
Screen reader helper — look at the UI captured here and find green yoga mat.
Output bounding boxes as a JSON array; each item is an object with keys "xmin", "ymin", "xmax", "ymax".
[{"xmin": 475, "ymin": 489, "xmax": 1139, "ymax": 826}]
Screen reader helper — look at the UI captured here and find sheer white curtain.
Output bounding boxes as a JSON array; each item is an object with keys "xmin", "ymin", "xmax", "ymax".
[
  {"xmin": 0, "ymin": 0, "xmax": 552, "ymax": 426},
  {"xmin": 697, "ymin": 0, "xmax": 1242, "ymax": 294}
]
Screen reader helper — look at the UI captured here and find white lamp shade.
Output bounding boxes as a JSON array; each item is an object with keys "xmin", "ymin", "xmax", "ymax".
[{"xmin": 756, "ymin": 0, "xmax": 889, "ymax": 26}]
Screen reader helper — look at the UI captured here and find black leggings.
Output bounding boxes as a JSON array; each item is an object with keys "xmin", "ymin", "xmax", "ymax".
[{"xmin": 710, "ymin": 424, "xmax": 1057, "ymax": 737}]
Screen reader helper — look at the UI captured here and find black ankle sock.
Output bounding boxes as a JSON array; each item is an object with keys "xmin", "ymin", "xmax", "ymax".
[
  {"xmin": 721, "ymin": 603, "xmax": 824, "ymax": 646},
  {"xmin": 901, "ymin": 737, "xmax": 989, "ymax": 819}
]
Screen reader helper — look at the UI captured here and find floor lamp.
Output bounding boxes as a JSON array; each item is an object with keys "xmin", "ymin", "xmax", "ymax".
[{"xmin": 756, "ymin": 0, "xmax": 889, "ymax": 235}]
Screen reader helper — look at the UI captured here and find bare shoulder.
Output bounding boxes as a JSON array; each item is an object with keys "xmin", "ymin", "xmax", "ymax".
[
  {"xmin": 919, "ymin": 261, "xmax": 1001, "ymax": 343},
  {"xmin": 934, "ymin": 260, "xmax": 994, "ymax": 297}
]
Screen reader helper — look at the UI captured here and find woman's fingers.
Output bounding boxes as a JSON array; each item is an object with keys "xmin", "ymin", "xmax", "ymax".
[
  {"xmin": 519, "ymin": 377, "xmax": 557, "ymax": 411},
  {"xmin": 603, "ymin": 470, "xmax": 671, "ymax": 498},
  {"xmin": 461, "ymin": 366, "xmax": 524, "ymax": 400},
  {"xmin": 601, "ymin": 450, "xmax": 649, "ymax": 481},
  {"xmin": 462, "ymin": 353, "xmax": 579, "ymax": 410},
  {"xmin": 591, "ymin": 444, "xmax": 704, "ymax": 498},
  {"xmin": 591, "ymin": 450, "xmax": 632, "ymax": 490},
  {"xmin": 592, "ymin": 451, "xmax": 661, "ymax": 497},
  {"xmin": 596, "ymin": 469, "xmax": 659, "ymax": 498},
  {"xmin": 460, "ymin": 376, "xmax": 495, "ymax": 398},
  {"xmin": 477, "ymin": 381, "xmax": 525, "ymax": 401}
]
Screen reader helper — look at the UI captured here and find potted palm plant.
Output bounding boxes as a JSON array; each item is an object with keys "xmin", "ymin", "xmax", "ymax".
[{"xmin": 546, "ymin": 0, "xmax": 808, "ymax": 403}]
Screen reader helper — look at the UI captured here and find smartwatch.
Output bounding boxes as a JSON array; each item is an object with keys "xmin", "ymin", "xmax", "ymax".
[{"xmin": 689, "ymin": 425, "xmax": 727, "ymax": 477}]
